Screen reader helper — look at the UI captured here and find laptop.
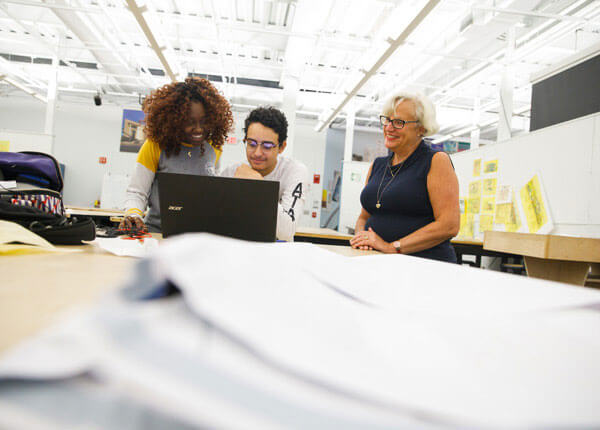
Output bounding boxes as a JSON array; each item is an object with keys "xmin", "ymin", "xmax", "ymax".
[{"xmin": 157, "ymin": 172, "xmax": 280, "ymax": 242}]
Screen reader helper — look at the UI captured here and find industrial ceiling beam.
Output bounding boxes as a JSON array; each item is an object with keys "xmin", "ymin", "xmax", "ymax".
[
  {"xmin": 1, "ymin": 74, "xmax": 47, "ymax": 102},
  {"xmin": 0, "ymin": 2, "xmax": 98, "ymax": 89},
  {"xmin": 315, "ymin": 0, "xmax": 441, "ymax": 132},
  {"xmin": 473, "ymin": 6, "xmax": 600, "ymax": 24},
  {"xmin": 125, "ymin": 0, "xmax": 178, "ymax": 82}
]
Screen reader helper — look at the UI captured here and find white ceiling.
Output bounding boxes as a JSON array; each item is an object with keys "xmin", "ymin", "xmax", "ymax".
[{"xmin": 1, "ymin": 0, "xmax": 599, "ymax": 142}]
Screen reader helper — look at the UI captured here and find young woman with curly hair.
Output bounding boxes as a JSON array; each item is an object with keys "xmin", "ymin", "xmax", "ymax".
[{"xmin": 121, "ymin": 77, "xmax": 234, "ymax": 233}]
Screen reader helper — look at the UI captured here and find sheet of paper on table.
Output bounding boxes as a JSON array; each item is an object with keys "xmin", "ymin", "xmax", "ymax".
[{"xmin": 91, "ymin": 237, "xmax": 159, "ymax": 258}]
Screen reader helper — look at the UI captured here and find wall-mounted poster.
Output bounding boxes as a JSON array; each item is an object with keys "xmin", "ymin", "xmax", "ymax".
[
  {"xmin": 506, "ymin": 191, "xmax": 522, "ymax": 232},
  {"xmin": 483, "ymin": 178, "xmax": 497, "ymax": 196},
  {"xmin": 468, "ymin": 180, "xmax": 481, "ymax": 198},
  {"xmin": 479, "ymin": 214, "xmax": 494, "ymax": 232},
  {"xmin": 443, "ymin": 140, "xmax": 458, "ymax": 153},
  {"xmin": 473, "ymin": 159, "xmax": 481, "ymax": 177},
  {"xmin": 120, "ymin": 109, "xmax": 146, "ymax": 153},
  {"xmin": 520, "ymin": 174, "xmax": 553, "ymax": 234},
  {"xmin": 483, "ymin": 159, "xmax": 498, "ymax": 174},
  {"xmin": 481, "ymin": 197, "xmax": 495, "ymax": 215},
  {"xmin": 457, "ymin": 141, "xmax": 470, "ymax": 152}
]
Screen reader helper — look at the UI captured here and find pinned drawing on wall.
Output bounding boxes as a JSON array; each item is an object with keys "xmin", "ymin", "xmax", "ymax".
[
  {"xmin": 120, "ymin": 109, "xmax": 146, "ymax": 153},
  {"xmin": 483, "ymin": 159, "xmax": 498, "ymax": 174},
  {"xmin": 519, "ymin": 174, "xmax": 553, "ymax": 233},
  {"xmin": 483, "ymin": 178, "xmax": 497, "ymax": 196},
  {"xmin": 458, "ymin": 213, "xmax": 474, "ymax": 238},
  {"xmin": 468, "ymin": 197, "xmax": 480, "ymax": 214},
  {"xmin": 473, "ymin": 159, "xmax": 481, "ymax": 177},
  {"xmin": 481, "ymin": 197, "xmax": 495, "ymax": 215},
  {"xmin": 479, "ymin": 214, "xmax": 494, "ymax": 232},
  {"xmin": 468, "ymin": 180, "xmax": 482, "ymax": 198},
  {"xmin": 494, "ymin": 203, "xmax": 512, "ymax": 225},
  {"xmin": 506, "ymin": 191, "xmax": 522, "ymax": 233},
  {"xmin": 496, "ymin": 184, "xmax": 512, "ymax": 203},
  {"xmin": 0, "ymin": 141, "xmax": 9, "ymax": 152}
]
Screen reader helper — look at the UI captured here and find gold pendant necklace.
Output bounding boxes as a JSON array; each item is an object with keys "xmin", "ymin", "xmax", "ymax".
[{"xmin": 375, "ymin": 158, "xmax": 404, "ymax": 209}]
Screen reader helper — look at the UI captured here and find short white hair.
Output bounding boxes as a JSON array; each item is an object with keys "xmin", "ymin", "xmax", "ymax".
[{"xmin": 381, "ymin": 91, "xmax": 440, "ymax": 136}]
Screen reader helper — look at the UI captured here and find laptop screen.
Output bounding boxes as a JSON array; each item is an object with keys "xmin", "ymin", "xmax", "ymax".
[{"xmin": 157, "ymin": 173, "xmax": 279, "ymax": 242}]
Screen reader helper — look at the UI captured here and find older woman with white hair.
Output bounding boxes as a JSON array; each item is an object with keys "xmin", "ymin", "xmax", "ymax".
[{"xmin": 349, "ymin": 91, "xmax": 459, "ymax": 262}]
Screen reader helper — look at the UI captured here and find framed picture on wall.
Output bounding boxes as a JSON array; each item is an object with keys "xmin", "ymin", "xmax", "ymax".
[{"xmin": 119, "ymin": 109, "xmax": 146, "ymax": 153}]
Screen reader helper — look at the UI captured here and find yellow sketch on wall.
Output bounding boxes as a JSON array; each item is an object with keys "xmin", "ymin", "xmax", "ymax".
[
  {"xmin": 520, "ymin": 174, "xmax": 549, "ymax": 233},
  {"xmin": 459, "ymin": 213, "xmax": 474, "ymax": 238},
  {"xmin": 506, "ymin": 192, "xmax": 522, "ymax": 232},
  {"xmin": 0, "ymin": 141, "xmax": 9, "ymax": 151},
  {"xmin": 479, "ymin": 214, "xmax": 494, "ymax": 232},
  {"xmin": 481, "ymin": 197, "xmax": 495, "ymax": 215},
  {"xmin": 495, "ymin": 203, "xmax": 512, "ymax": 225},
  {"xmin": 468, "ymin": 197, "xmax": 480, "ymax": 214},
  {"xmin": 483, "ymin": 178, "xmax": 497, "ymax": 196},
  {"xmin": 484, "ymin": 159, "xmax": 498, "ymax": 174},
  {"xmin": 469, "ymin": 180, "xmax": 482, "ymax": 198},
  {"xmin": 473, "ymin": 159, "xmax": 481, "ymax": 177},
  {"xmin": 496, "ymin": 185, "xmax": 511, "ymax": 203}
]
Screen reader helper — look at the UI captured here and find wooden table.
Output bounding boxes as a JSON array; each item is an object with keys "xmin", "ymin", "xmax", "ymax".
[
  {"xmin": 484, "ymin": 231, "xmax": 600, "ymax": 286},
  {"xmin": 294, "ymin": 226, "xmax": 353, "ymax": 245},
  {"xmin": 451, "ymin": 237, "xmax": 522, "ymax": 268},
  {"xmin": 65, "ymin": 205, "xmax": 125, "ymax": 225},
  {"xmin": 0, "ymin": 239, "xmax": 376, "ymax": 354},
  {"xmin": 294, "ymin": 229, "xmax": 523, "ymax": 268}
]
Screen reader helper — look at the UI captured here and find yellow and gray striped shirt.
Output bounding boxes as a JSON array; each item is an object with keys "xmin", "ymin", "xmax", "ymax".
[{"xmin": 124, "ymin": 139, "xmax": 221, "ymax": 232}]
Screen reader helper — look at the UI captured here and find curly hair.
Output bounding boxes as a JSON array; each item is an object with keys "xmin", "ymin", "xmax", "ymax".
[
  {"xmin": 244, "ymin": 106, "xmax": 288, "ymax": 144},
  {"xmin": 142, "ymin": 77, "xmax": 233, "ymax": 157}
]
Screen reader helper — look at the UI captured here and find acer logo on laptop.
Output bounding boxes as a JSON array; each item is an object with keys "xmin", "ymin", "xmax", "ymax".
[{"xmin": 168, "ymin": 205, "xmax": 183, "ymax": 211}]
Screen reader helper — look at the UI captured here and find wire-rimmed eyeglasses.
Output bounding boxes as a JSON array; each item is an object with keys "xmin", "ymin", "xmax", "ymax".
[{"xmin": 244, "ymin": 138, "xmax": 279, "ymax": 151}]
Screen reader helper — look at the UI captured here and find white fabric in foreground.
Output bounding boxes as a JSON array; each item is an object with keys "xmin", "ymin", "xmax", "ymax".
[
  {"xmin": 2, "ymin": 233, "xmax": 600, "ymax": 429},
  {"xmin": 153, "ymin": 234, "xmax": 600, "ymax": 428}
]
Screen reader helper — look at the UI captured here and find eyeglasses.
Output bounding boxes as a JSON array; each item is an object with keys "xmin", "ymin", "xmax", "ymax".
[
  {"xmin": 244, "ymin": 138, "xmax": 279, "ymax": 151},
  {"xmin": 380, "ymin": 115, "xmax": 419, "ymax": 129}
]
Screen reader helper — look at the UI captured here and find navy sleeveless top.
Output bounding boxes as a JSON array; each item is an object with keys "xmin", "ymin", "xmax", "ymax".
[{"xmin": 360, "ymin": 141, "xmax": 457, "ymax": 263}]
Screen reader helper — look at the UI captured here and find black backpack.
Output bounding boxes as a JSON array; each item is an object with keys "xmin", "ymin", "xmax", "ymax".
[{"xmin": 0, "ymin": 152, "xmax": 96, "ymax": 245}]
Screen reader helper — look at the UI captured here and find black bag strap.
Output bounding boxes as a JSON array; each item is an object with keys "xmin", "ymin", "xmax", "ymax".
[
  {"xmin": 29, "ymin": 216, "xmax": 96, "ymax": 245},
  {"xmin": 0, "ymin": 200, "xmax": 96, "ymax": 245}
]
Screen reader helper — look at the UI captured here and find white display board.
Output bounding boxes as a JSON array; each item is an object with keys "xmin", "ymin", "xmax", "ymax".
[
  {"xmin": 100, "ymin": 172, "xmax": 130, "ymax": 210},
  {"xmin": 0, "ymin": 129, "xmax": 53, "ymax": 154},
  {"xmin": 338, "ymin": 160, "xmax": 371, "ymax": 235},
  {"xmin": 451, "ymin": 112, "xmax": 600, "ymax": 238}
]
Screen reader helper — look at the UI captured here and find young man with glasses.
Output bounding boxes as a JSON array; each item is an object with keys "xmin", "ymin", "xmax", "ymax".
[{"xmin": 221, "ymin": 107, "xmax": 308, "ymax": 241}]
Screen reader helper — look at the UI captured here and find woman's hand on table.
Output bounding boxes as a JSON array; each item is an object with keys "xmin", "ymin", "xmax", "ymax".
[
  {"xmin": 119, "ymin": 215, "xmax": 148, "ymax": 233},
  {"xmin": 350, "ymin": 227, "xmax": 394, "ymax": 253}
]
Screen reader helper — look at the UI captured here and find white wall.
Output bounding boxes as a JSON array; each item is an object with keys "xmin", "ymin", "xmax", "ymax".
[
  {"xmin": 338, "ymin": 161, "xmax": 371, "ymax": 235},
  {"xmin": 0, "ymin": 96, "xmax": 326, "ymax": 228},
  {"xmin": 290, "ymin": 118, "xmax": 326, "ymax": 227},
  {"xmin": 0, "ymin": 96, "xmax": 138, "ymax": 206},
  {"xmin": 322, "ymin": 128, "xmax": 381, "ymax": 230},
  {"xmin": 451, "ymin": 111, "xmax": 600, "ymax": 238}
]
